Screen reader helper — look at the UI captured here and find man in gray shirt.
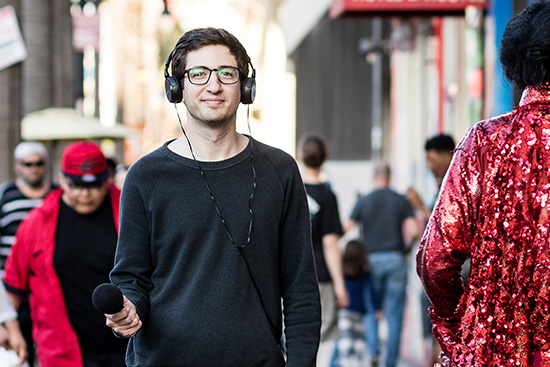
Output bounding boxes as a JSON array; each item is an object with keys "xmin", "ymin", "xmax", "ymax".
[{"xmin": 346, "ymin": 164, "xmax": 420, "ymax": 367}]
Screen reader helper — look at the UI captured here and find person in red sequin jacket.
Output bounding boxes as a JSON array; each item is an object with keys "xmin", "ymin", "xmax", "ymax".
[{"xmin": 417, "ymin": 1, "xmax": 550, "ymax": 366}]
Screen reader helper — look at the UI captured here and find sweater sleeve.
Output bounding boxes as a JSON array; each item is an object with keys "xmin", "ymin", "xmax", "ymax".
[
  {"xmin": 3, "ymin": 216, "xmax": 34, "ymax": 299},
  {"xmin": 278, "ymin": 160, "xmax": 321, "ymax": 367},
  {"xmin": 110, "ymin": 161, "xmax": 153, "ymax": 321}
]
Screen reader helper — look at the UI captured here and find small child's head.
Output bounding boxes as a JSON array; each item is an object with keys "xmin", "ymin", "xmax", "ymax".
[{"xmin": 342, "ymin": 239, "xmax": 368, "ymax": 278}]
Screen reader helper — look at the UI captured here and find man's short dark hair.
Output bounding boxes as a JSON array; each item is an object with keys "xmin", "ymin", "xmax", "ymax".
[
  {"xmin": 373, "ymin": 163, "xmax": 391, "ymax": 179},
  {"xmin": 170, "ymin": 28, "xmax": 251, "ymax": 84},
  {"xmin": 424, "ymin": 134, "xmax": 455, "ymax": 153}
]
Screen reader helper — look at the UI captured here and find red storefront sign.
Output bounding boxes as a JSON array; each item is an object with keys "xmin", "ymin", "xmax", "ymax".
[{"xmin": 330, "ymin": 0, "xmax": 488, "ymax": 18}]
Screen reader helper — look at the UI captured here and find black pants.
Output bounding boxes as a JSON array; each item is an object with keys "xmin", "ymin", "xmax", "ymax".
[
  {"xmin": 17, "ymin": 301, "xmax": 34, "ymax": 367},
  {"xmin": 82, "ymin": 351, "xmax": 126, "ymax": 367}
]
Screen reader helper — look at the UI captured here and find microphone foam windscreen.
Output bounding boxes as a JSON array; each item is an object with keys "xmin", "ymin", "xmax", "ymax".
[{"xmin": 92, "ymin": 283, "xmax": 124, "ymax": 314}]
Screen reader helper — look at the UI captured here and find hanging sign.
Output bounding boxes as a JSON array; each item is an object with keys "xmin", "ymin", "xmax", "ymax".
[
  {"xmin": 72, "ymin": 9, "xmax": 100, "ymax": 51},
  {"xmin": 0, "ymin": 5, "xmax": 28, "ymax": 71}
]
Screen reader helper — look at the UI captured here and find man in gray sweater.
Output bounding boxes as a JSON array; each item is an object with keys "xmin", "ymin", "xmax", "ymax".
[{"xmin": 105, "ymin": 27, "xmax": 321, "ymax": 367}]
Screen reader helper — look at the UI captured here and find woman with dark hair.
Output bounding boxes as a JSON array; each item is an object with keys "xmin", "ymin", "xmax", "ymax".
[
  {"xmin": 417, "ymin": 1, "xmax": 550, "ymax": 366},
  {"xmin": 298, "ymin": 132, "xmax": 349, "ymax": 366}
]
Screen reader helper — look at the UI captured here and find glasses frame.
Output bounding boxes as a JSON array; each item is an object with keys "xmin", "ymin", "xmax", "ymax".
[
  {"xmin": 183, "ymin": 66, "xmax": 241, "ymax": 85},
  {"xmin": 66, "ymin": 180, "xmax": 106, "ymax": 193}
]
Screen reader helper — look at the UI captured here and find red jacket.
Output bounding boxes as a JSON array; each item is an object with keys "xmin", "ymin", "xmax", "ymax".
[{"xmin": 3, "ymin": 185, "xmax": 120, "ymax": 367}]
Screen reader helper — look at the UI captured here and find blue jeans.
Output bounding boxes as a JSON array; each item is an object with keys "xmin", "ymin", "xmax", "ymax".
[{"xmin": 363, "ymin": 251, "xmax": 407, "ymax": 367}]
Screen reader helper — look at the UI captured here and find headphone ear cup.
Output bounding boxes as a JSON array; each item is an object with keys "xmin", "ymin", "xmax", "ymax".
[
  {"xmin": 165, "ymin": 76, "xmax": 183, "ymax": 103},
  {"xmin": 241, "ymin": 77, "xmax": 256, "ymax": 105}
]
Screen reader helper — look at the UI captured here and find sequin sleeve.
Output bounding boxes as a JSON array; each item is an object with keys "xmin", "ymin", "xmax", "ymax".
[{"xmin": 417, "ymin": 126, "xmax": 482, "ymax": 319}]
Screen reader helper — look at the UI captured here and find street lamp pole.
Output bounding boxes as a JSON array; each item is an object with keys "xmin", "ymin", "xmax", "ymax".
[{"xmin": 358, "ymin": 17, "xmax": 385, "ymax": 162}]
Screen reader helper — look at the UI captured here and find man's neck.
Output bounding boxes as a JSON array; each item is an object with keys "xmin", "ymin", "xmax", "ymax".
[
  {"xmin": 169, "ymin": 124, "xmax": 248, "ymax": 162},
  {"xmin": 374, "ymin": 178, "xmax": 390, "ymax": 189},
  {"xmin": 15, "ymin": 178, "xmax": 50, "ymax": 199}
]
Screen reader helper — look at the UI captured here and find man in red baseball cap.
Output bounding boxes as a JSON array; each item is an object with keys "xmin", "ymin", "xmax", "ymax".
[{"xmin": 3, "ymin": 141, "xmax": 128, "ymax": 367}]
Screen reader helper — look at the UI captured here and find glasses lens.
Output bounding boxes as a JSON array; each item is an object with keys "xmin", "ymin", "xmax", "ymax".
[
  {"xmin": 217, "ymin": 67, "xmax": 239, "ymax": 84},
  {"xmin": 186, "ymin": 67, "xmax": 240, "ymax": 85},
  {"xmin": 21, "ymin": 161, "xmax": 44, "ymax": 167},
  {"xmin": 187, "ymin": 67, "xmax": 211, "ymax": 85},
  {"xmin": 68, "ymin": 181, "xmax": 104, "ymax": 192}
]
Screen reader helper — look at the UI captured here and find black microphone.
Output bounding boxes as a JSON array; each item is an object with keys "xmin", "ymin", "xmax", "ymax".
[{"xmin": 92, "ymin": 283, "xmax": 124, "ymax": 314}]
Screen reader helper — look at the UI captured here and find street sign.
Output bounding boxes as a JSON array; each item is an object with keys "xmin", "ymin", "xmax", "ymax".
[
  {"xmin": 0, "ymin": 5, "xmax": 28, "ymax": 71},
  {"xmin": 72, "ymin": 11, "xmax": 100, "ymax": 51}
]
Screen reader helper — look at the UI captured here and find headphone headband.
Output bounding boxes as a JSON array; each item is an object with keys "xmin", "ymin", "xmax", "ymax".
[{"xmin": 164, "ymin": 50, "xmax": 174, "ymax": 79}]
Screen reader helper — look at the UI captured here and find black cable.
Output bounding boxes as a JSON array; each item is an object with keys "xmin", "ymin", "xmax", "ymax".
[{"xmin": 174, "ymin": 105, "xmax": 255, "ymax": 249}]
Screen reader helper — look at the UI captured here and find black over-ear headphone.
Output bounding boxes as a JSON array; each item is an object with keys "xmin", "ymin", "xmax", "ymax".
[
  {"xmin": 164, "ymin": 50, "xmax": 182, "ymax": 104},
  {"xmin": 164, "ymin": 49, "xmax": 256, "ymax": 105}
]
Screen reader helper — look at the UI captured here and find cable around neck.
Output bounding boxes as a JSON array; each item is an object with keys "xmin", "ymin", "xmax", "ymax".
[{"xmin": 174, "ymin": 104, "xmax": 256, "ymax": 249}]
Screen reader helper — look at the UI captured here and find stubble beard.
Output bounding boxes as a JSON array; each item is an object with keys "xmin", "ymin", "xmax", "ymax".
[
  {"xmin": 21, "ymin": 175, "xmax": 45, "ymax": 188},
  {"xmin": 188, "ymin": 107, "xmax": 237, "ymax": 131}
]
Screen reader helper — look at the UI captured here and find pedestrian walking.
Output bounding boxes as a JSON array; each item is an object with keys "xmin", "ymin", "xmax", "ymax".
[
  {"xmin": 3, "ymin": 141, "xmax": 127, "ymax": 367},
  {"xmin": 345, "ymin": 163, "xmax": 420, "ymax": 367}
]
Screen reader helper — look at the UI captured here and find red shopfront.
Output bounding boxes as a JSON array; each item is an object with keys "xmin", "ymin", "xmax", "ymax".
[{"xmin": 330, "ymin": 0, "xmax": 488, "ymax": 18}]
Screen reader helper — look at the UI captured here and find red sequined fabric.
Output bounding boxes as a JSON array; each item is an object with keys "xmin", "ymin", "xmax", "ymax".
[{"xmin": 417, "ymin": 84, "xmax": 550, "ymax": 367}]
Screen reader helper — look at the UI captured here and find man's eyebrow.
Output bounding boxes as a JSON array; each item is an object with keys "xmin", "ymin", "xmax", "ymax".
[{"xmin": 188, "ymin": 64, "xmax": 238, "ymax": 69}]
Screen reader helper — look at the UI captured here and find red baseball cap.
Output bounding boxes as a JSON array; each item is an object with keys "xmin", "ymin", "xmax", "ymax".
[{"xmin": 61, "ymin": 141, "xmax": 109, "ymax": 183}]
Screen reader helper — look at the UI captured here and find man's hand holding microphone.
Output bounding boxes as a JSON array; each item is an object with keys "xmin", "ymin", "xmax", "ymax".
[{"xmin": 92, "ymin": 283, "xmax": 142, "ymax": 338}]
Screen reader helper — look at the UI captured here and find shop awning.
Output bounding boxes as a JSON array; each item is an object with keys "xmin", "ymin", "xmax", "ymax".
[
  {"xmin": 330, "ymin": 0, "xmax": 488, "ymax": 18},
  {"xmin": 21, "ymin": 108, "xmax": 133, "ymax": 141}
]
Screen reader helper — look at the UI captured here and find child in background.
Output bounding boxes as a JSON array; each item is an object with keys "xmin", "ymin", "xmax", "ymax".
[{"xmin": 332, "ymin": 239, "xmax": 379, "ymax": 367}]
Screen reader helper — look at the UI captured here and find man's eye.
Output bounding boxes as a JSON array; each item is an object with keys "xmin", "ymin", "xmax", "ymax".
[
  {"xmin": 221, "ymin": 69, "xmax": 237, "ymax": 77},
  {"xmin": 191, "ymin": 70, "xmax": 206, "ymax": 77}
]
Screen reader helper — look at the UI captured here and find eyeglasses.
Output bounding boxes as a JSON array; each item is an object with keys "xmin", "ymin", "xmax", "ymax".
[
  {"xmin": 66, "ymin": 181, "xmax": 105, "ymax": 193},
  {"xmin": 20, "ymin": 160, "xmax": 44, "ymax": 168},
  {"xmin": 184, "ymin": 67, "xmax": 240, "ymax": 85}
]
